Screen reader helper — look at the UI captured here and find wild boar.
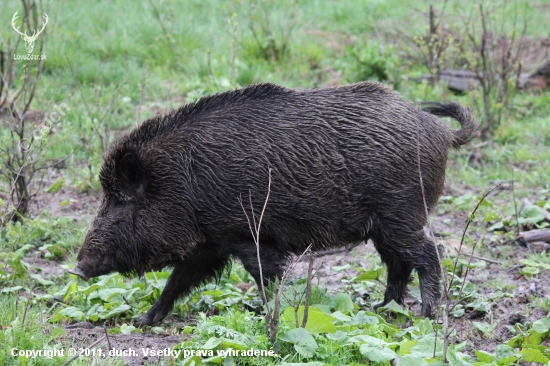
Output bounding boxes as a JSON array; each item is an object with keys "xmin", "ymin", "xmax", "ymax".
[{"xmin": 69, "ymin": 82, "xmax": 476, "ymax": 325}]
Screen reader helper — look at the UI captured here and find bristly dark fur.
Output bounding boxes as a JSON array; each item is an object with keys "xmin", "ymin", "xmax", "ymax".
[{"xmin": 72, "ymin": 81, "xmax": 477, "ymax": 325}]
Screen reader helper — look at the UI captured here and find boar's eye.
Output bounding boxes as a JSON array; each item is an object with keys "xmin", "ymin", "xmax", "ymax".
[{"xmin": 117, "ymin": 152, "xmax": 145, "ymax": 196}]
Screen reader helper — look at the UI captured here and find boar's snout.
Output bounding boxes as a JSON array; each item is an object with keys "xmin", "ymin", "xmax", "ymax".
[
  {"xmin": 68, "ymin": 262, "xmax": 89, "ymax": 281},
  {"xmin": 68, "ymin": 249, "xmax": 115, "ymax": 280}
]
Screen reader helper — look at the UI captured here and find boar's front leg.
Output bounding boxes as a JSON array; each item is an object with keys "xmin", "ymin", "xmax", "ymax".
[{"xmin": 138, "ymin": 246, "xmax": 230, "ymax": 326}]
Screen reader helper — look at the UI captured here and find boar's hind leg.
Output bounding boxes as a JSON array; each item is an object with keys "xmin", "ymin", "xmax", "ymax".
[
  {"xmin": 138, "ymin": 247, "xmax": 230, "ymax": 326},
  {"xmin": 372, "ymin": 230, "xmax": 441, "ymax": 318},
  {"xmin": 415, "ymin": 238, "xmax": 441, "ymax": 317},
  {"xmin": 372, "ymin": 252, "xmax": 414, "ymax": 311}
]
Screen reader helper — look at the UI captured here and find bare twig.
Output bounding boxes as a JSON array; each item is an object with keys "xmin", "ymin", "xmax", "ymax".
[
  {"xmin": 447, "ymin": 184, "xmax": 501, "ymax": 294},
  {"xmin": 103, "ymin": 327, "xmax": 112, "ymax": 351},
  {"xmin": 511, "ymin": 168, "xmax": 521, "ymax": 235},
  {"xmin": 458, "ymin": 252, "xmax": 501, "ymax": 264},
  {"xmin": 238, "ymin": 168, "xmax": 274, "ymax": 341},
  {"xmin": 301, "ymin": 254, "xmax": 315, "ymax": 328}
]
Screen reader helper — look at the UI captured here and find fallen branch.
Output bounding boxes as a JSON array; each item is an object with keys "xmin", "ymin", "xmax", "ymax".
[
  {"xmin": 518, "ymin": 229, "xmax": 550, "ymax": 243},
  {"xmin": 529, "ymin": 241, "xmax": 550, "ymax": 252},
  {"xmin": 458, "ymin": 252, "xmax": 501, "ymax": 264}
]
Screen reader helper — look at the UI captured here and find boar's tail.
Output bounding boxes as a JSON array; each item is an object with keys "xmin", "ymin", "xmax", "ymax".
[{"xmin": 422, "ymin": 102, "xmax": 478, "ymax": 148}]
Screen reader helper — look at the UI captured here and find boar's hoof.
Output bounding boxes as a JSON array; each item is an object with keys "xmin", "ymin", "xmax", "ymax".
[
  {"xmin": 137, "ymin": 302, "xmax": 170, "ymax": 326},
  {"xmin": 421, "ymin": 302, "xmax": 434, "ymax": 318},
  {"xmin": 372, "ymin": 301, "xmax": 387, "ymax": 312}
]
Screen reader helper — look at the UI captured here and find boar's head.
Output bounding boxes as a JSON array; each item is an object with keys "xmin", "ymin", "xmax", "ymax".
[{"xmin": 69, "ymin": 129, "xmax": 202, "ymax": 281}]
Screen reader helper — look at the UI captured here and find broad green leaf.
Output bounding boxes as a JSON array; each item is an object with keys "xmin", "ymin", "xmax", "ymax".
[
  {"xmin": 409, "ymin": 335, "xmax": 444, "ymax": 358},
  {"xmin": 446, "ymin": 348, "xmax": 474, "ymax": 366},
  {"xmin": 59, "ymin": 306, "xmax": 85, "ymax": 321},
  {"xmin": 487, "ymin": 222, "xmax": 504, "ymax": 231},
  {"xmin": 281, "ymin": 306, "xmax": 336, "ymax": 334},
  {"xmin": 355, "ymin": 267, "xmax": 384, "ymax": 281},
  {"xmin": 415, "ymin": 318, "xmax": 434, "ymax": 335},
  {"xmin": 181, "ymin": 355, "xmax": 202, "ymax": 366},
  {"xmin": 522, "ymin": 266, "xmax": 539, "ymax": 276},
  {"xmin": 94, "ymin": 288, "xmax": 128, "ymax": 302},
  {"xmin": 29, "ymin": 273, "xmax": 55, "ymax": 286},
  {"xmin": 120, "ymin": 324, "xmax": 136, "ymax": 334},
  {"xmin": 325, "ymin": 330, "xmax": 349, "ymax": 344},
  {"xmin": 331, "ymin": 293, "xmax": 355, "ymax": 313},
  {"xmin": 378, "ymin": 301, "xmax": 411, "ymax": 324},
  {"xmin": 532, "ymin": 316, "xmax": 550, "ymax": 334},
  {"xmin": 519, "ymin": 259, "xmax": 550, "ymax": 270},
  {"xmin": 473, "ymin": 321, "xmax": 496, "ymax": 335},
  {"xmin": 330, "ymin": 311, "xmax": 351, "ymax": 323},
  {"xmin": 494, "ymin": 344, "xmax": 517, "ymax": 363},
  {"xmin": 99, "ymin": 304, "xmax": 131, "ymax": 319},
  {"xmin": 347, "ymin": 335, "xmax": 388, "ymax": 346},
  {"xmin": 202, "ymin": 355, "xmax": 223, "ymax": 364},
  {"xmin": 399, "ymin": 340, "xmax": 417, "ymax": 356},
  {"xmin": 221, "ymin": 338, "xmax": 249, "ymax": 350},
  {"xmin": 520, "ymin": 348, "xmax": 549, "ymax": 364},
  {"xmin": 519, "ymin": 206, "xmax": 547, "ymax": 225},
  {"xmin": 1, "ymin": 286, "xmax": 23, "ymax": 293},
  {"xmin": 359, "ymin": 344, "xmax": 398, "ymax": 363},
  {"xmin": 475, "ymin": 350, "xmax": 495, "ymax": 362},
  {"xmin": 351, "ymin": 311, "xmax": 380, "ymax": 326},
  {"xmin": 202, "ymin": 337, "xmax": 223, "ymax": 350},
  {"xmin": 395, "ymin": 354, "xmax": 429, "ymax": 366},
  {"xmin": 279, "ymin": 328, "xmax": 318, "ymax": 358}
]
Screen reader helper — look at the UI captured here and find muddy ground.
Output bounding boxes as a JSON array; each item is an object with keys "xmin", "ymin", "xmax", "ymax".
[{"xmin": 24, "ymin": 180, "xmax": 550, "ymax": 365}]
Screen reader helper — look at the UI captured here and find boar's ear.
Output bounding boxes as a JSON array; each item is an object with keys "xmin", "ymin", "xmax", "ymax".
[{"xmin": 117, "ymin": 152, "xmax": 145, "ymax": 194}]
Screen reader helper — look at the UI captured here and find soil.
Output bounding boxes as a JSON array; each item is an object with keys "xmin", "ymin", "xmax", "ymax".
[{"xmin": 23, "ymin": 180, "xmax": 550, "ymax": 365}]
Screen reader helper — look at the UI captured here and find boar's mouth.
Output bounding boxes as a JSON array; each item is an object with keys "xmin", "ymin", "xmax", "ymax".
[{"xmin": 68, "ymin": 262, "xmax": 89, "ymax": 281}]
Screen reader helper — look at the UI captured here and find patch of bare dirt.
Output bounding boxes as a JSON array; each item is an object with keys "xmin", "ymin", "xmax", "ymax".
[{"xmin": 63, "ymin": 324, "xmax": 184, "ymax": 366}]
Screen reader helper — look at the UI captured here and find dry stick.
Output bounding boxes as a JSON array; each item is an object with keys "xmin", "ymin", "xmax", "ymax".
[
  {"xmin": 458, "ymin": 252, "xmax": 500, "ymax": 265},
  {"xmin": 301, "ymin": 254, "xmax": 315, "ymax": 328},
  {"xmin": 511, "ymin": 168, "xmax": 521, "ymax": 235},
  {"xmin": 446, "ymin": 184, "xmax": 500, "ymax": 300},
  {"xmin": 443, "ymin": 185, "xmax": 502, "ymax": 340},
  {"xmin": 21, "ymin": 290, "xmax": 32, "ymax": 326},
  {"xmin": 519, "ymin": 229, "xmax": 550, "ymax": 243},
  {"xmin": 238, "ymin": 169, "xmax": 272, "ymax": 336},
  {"xmin": 103, "ymin": 327, "xmax": 112, "ymax": 351},
  {"xmin": 61, "ymin": 336, "xmax": 106, "ymax": 366},
  {"xmin": 273, "ymin": 245, "xmax": 312, "ymax": 338}
]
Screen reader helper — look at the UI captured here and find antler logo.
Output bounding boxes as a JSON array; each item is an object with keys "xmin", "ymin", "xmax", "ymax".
[{"xmin": 11, "ymin": 11, "xmax": 49, "ymax": 54}]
